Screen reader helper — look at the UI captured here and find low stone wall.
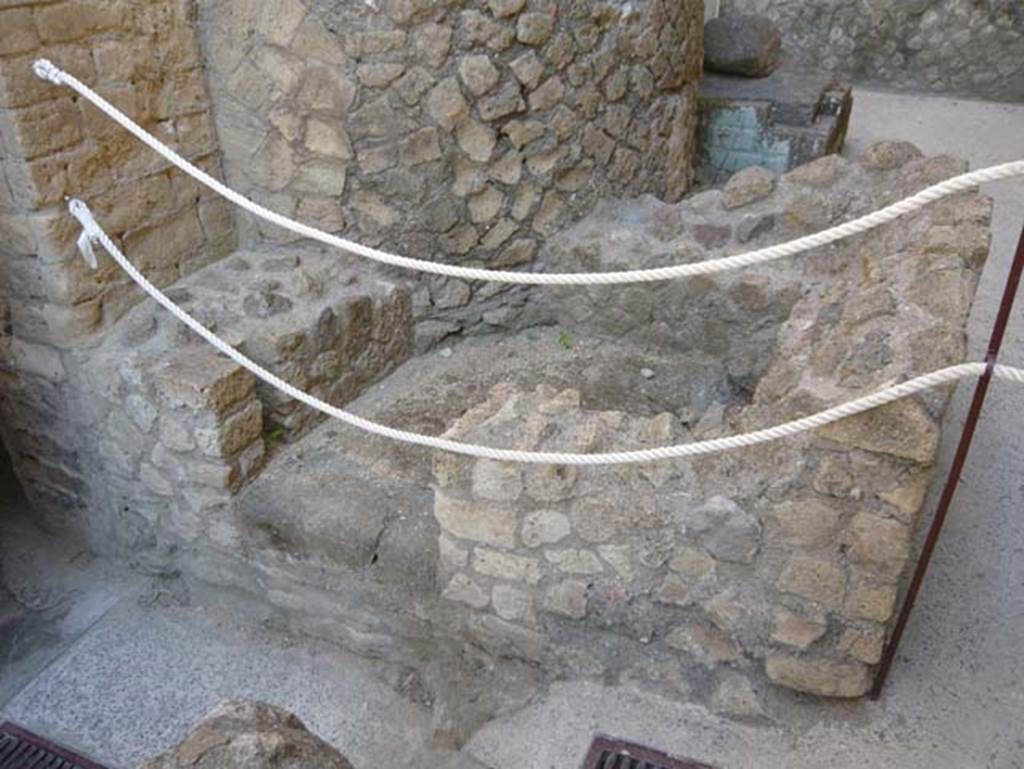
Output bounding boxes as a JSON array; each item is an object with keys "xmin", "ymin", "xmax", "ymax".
[
  {"xmin": 197, "ymin": 0, "xmax": 704, "ymax": 341},
  {"xmin": 723, "ymin": 0, "xmax": 1024, "ymax": 102},
  {"xmin": 431, "ymin": 147, "xmax": 992, "ymax": 700},
  {"xmin": 76, "ymin": 246, "xmax": 412, "ymax": 556}
]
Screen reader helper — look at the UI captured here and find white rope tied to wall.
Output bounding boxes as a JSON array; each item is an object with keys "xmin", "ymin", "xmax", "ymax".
[
  {"xmin": 68, "ymin": 198, "xmax": 1024, "ymax": 465},
  {"xmin": 35, "ymin": 58, "xmax": 1024, "ymax": 287}
]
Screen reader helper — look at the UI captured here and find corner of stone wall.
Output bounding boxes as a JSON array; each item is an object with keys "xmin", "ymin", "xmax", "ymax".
[{"xmin": 0, "ymin": 0, "xmax": 238, "ymax": 544}]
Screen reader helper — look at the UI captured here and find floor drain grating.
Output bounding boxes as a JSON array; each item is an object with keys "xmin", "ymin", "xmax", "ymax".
[
  {"xmin": 0, "ymin": 723, "xmax": 109, "ymax": 769},
  {"xmin": 582, "ymin": 736, "xmax": 715, "ymax": 769}
]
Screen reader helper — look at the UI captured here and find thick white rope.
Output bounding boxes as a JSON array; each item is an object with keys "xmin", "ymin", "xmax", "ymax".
[
  {"xmin": 35, "ymin": 59, "xmax": 1024, "ymax": 287},
  {"xmin": 68, "ymin": 199, "xmax": 1024, "ymax": 465}
]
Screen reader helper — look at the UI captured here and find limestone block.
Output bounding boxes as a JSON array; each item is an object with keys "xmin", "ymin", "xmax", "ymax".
[
  {"xmin": 153, "ymin": 350, "xmax": 255, "ymax": 417},
  {"xmin": 771, "ymin": 608, "xmax": 826, "ymax": 650},
  {"xmin": 769, "ymin": 498, "xmax": 841, "ymax": 548},
  {"xmin": 817, "ymin": 398, "xmax": 940, "ymax": 464},
  {"xmin": 545, "ymin": 548, "xmax": 603, "ymax": 576},
  {"xmin": 443, "ymin": 573, "xmax": 490, "ymax": 609},
  {"xmin": 543, "ymin": 580, "xmax": 588, "ymax": 619},
  {"xmin": 426, "ymin": 78, "xmax": 469, "ymax": 131},
  {"xmin": 723, "ymin": 166, "xmax": 776, "ymax": 209},
  {"xmin": 845, "ymin": 514, "xmax": 911, "ymax": 579},
  {"xmin": 516, "ymin": 13, "xmax": 555, "ymax": 46},
  {"xmin": 473, "ymin": 548, "xmax": 542, "ymax": 585},
  {"xmin": 765, "ymin": 655, "xmax": 871, "ymax": 698},
  {"xmin": 491, "ymin": 585, "xmax": 535, "ymax": 623},
  {"xmin": 458, "ymin": 54, "xmax": 501, "ymax": 96},
  {"xmin": 777, "ymin": 558, "xmax": 845, "ymax": 609},
  {"xmin": 711, "ymin": 673, "xmax": 765, "ymax": 718},
  {"xmin": 843, "ymin": 578, "xmax": 898, "ymax": 623},
  {"xmin": 435, "ymin": 493, "xmax": 517, "ymax": 548},
  {"xmin": 195, "ymin": 400, "xmax": 263, "ymax": 459}
]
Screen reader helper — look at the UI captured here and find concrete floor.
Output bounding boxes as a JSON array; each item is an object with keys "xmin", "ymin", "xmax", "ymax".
[{"xmin": 2, "ymin": 88, "xmax": 1023, "ymax": 769}]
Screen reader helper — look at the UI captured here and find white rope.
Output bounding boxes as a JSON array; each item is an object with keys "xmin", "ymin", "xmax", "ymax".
[
  {"xmin": 68, "ymin": 198, "xmax": 1023, "ymax": 465},
  {"xmin": 35, "ymin": 58, "xmax": 1024, "ymax": 287}
]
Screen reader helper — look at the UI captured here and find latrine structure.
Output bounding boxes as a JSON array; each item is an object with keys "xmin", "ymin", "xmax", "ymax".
[{"xmin": 0, "ymin": 0, "xmax": 997, "ymax": 713}]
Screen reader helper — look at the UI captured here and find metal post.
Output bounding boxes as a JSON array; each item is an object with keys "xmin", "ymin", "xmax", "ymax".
[{"xmin": 870, "ymin": 222, "xmax": 1024, "ymax": 700}]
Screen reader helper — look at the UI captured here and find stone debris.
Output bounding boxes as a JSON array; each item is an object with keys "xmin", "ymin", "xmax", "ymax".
[{"xmin": 139, "ymin": 700, "xmax": 355, "ymax": 769}]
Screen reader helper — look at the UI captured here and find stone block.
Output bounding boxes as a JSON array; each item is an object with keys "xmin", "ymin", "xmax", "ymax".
[
  {"xmin": 443, "ymin": 573, "xmax": 490, "ymax": 609},
  {"xmin": 777, "ymin": 558, "xmax": 845, "ymax": 609},
  {"xmin": 765, "ymin": 654, "xmax": 871, "ymax": 698},
  {"xmin": 845, "ymin": 514, "xmax": 911, "ymax": 579},
  {"xmin": 195, "ymin": 400, "xmax": 263, "ymax": 459},
  {"xmin": 152, "ymin": 349, "xmax": 255, "ymax": 416},
  {"xmin": 435, "ymin": 493, "xmax": 517, "ymax": 548},
  {"xmin": 543, "ymin": 580, "xmax": 588, "ymax": 619},
  {"xmin": 473, "ymin": 548, "xmax": 542, "ymax": 585}
]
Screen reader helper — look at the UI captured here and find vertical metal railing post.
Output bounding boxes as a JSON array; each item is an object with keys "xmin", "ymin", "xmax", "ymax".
[{"xmin": 871, "ymin": 222, "xmax": 1024, "ymax": 699}]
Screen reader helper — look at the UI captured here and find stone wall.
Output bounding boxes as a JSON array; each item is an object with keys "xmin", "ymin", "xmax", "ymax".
[
  {"xmin": 431, "ymin": 147, "xmax": 992, "ymax": 701},
  {"xmin": 0, "ymin": 0, "xmax": 235, "ymax": 545},
  {"xmin": 197, "ymin": 0, "xmax": 704, "ymax": 343},
  {"xmin": 724, "ymin": 0, "xmax": 1024, "ymax": 102}
]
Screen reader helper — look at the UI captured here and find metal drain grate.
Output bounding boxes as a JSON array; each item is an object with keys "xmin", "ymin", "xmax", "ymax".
[
  {"xmin": 0, "ymin": 723, "xmax": 108, "ymax": 769},
  {"xmin": 582, "ymin": 736, "xmax": 714, "ymax": 769}
]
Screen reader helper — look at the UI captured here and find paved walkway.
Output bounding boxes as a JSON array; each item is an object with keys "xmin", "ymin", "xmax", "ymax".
[{"xmin": 2, "ymin": 89, "xmax": 1023, "ymax": 769}]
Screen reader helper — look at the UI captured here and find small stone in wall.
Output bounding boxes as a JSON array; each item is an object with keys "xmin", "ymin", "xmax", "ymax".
[
  {"xmin": 777, "ymin": 558, "xmax": 845, "ymax": 609},
  {"xmin": 544, "ymin": 579, "xmax": 589, "ymax": 619},
  {"xmin": 488, "ymin": 0, "xmax": 526, "ymax": 18},
  {"xmin": 723, "ymin": 166, "xmax": 776, "ymax": 209},
  {"xmin": 546, "ymin": 549, "xmax": 604, "ymax": 576},
  {"xmin": 492, "ymin": 584, "xmax": 535, "ymax": 623},
  {"xmin": 478, "ymin": 82, "xmax": 527, "ymax": 122},
  {"xmin": 771, "ymin": 608, "xmax": 827, "ymax": 650},
  {"xmin": 521, "ymin": 510, "xmax": 572, "ymax": 548},
  {"xmin": 426, "ymin": 78, "xmax": 470, "ymax": 131},
  {"xmin": 683, "ymin": 496, "xmax": 761, "ymax": 565},
  {"xmin": 457, "ymin": 119, "xmax": 497, "ymax": 163},
  {"xmin": 703, "ymin": 14, "xmax": 782, "ymax": 78},
  {"xmin": 473, "ymin": 548, "xmax": 542, "ymax": 584},
  {"xmin": 516, "ymin": 12, "xmax": 555, "ymax": 46},
  {"xmin": 711, "ymin": 672, "xmax": 765, "ymax": 719},
  {"xmin": 510, "ymin": 51, "xmax": 545, "ymax": 89},
  {"xmin": 399, "ymin": 127, "xmax": 443, "ymax": 166},
  {"xmin": 443, "ymin": 573, "xmax": 490, "ymax": 609},
  {"xmin": 459, "ymin": 54, "xmax": 501, "ymax": 96},
  {"xmin": 666, "ymin": 623, "xmax": 740, "ymax": 667},
  {"xmin": 765, "ymin": 654, "xmax": 870, "ymax": 698}
]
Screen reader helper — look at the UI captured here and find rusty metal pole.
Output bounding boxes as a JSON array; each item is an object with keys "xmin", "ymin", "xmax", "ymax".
[{"xmin": 870, "ymin": 222, "xmax": 1024, "ymax": 700}]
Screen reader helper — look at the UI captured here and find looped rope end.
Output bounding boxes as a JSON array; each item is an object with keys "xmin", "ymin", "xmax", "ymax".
[
  {"xmin": 32, "ymin": 59, "xmax": 64, "ymax": 85},
  {"xmin": 68, "ymin": 198, "xmax": 102, "ymax": 270}
]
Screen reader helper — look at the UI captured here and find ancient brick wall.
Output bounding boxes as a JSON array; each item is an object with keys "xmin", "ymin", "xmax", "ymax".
[
  {"xmin": 197, "ymin": 0, "xmax": 704, "ymax": 345},
  {"xmin": 724, "ymin": 0, "xmax": 1024, "ymax": 102},
  {"xmin": 0, "ymin": 0, "xmax": 235, "ymax": 544}
]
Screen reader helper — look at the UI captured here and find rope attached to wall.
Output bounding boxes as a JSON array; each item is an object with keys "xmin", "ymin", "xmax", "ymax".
[
  {"xmin": 33, "ymin": 58, "xmax": 1024, "ymax": 287},
  {"xmin": 66, "ymin": 199, "xmax": 1024, "ymax": 465}
]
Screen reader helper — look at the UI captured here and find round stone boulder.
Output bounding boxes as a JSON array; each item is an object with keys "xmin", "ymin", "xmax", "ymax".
[
  {"xmin": 140, "ymin": 701, "xmax": 355, "ymax": 769},
  {"xmin": 704, "ymin": 14, "xmax": 783, "ymax": 77}
]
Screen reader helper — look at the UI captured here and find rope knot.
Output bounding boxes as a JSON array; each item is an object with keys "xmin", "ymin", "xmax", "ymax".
[
  {"xmin": 32, "ymin": 59, "xmax": 64, "ymax": 85},
  {"xmin": 68, "ymin": 199, "xmax": 102, "ymax": 270}
]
